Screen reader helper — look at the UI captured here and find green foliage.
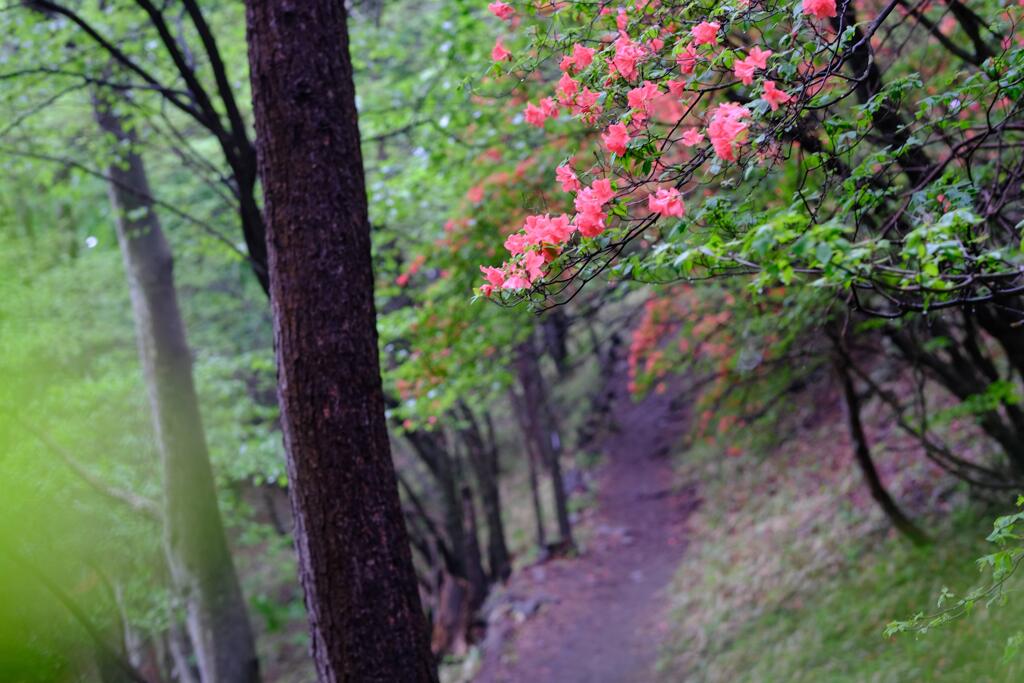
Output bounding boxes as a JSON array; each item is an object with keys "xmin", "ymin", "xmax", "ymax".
[{"xmin": 886, "ymin": 497, "xmax": 1024, "ymax": 664}]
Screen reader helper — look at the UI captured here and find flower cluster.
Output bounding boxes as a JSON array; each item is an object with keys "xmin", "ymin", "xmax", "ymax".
[{"xmin": 476, "ymin": 0, "xmax": 830, "ymax": 296}]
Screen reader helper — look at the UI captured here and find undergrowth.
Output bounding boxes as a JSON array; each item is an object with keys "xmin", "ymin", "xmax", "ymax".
[{"xmin": 658, "ymin": 384, "xmax": 1023, "ymax": 682}]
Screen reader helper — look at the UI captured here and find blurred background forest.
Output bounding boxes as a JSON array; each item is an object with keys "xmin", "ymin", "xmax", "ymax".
[{"xmin": 4, "ymin": 0, "xmax": 1024, "ymax": 681}]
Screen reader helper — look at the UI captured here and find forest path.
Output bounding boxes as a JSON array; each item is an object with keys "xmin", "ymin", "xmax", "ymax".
[{"xmin": 475, "ymin": 377, "xmax": 698, "ymax": 683}]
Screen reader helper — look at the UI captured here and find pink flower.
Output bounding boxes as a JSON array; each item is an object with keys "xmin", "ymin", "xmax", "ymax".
[
  {"xmin": 575, "ymin": 210, "xmax": 606, "ymax": 238},
  {"xmin": 708, "ymin": 102, "xmax": 751, "ymax": 161},
  {"xmin": 602, "ymin": 123, "xmax": 631, "ymax": 155},
  {"xmin": 612, "ymin": 35, "xmax": 645, "ymax": 81},
  {"xmin": 681, "ymin": 128, "xmax": 705, "ymax": 146},
  {"xmin": 480, "ymin": 265, "xmax": 506, "ymax": 288},
  {"xmin": 488, "ymin": 2, "xmax": 515, "ymax": 21},
  {"xmin": 467, "ymin": 185, "xmax": 485, "ymax": 203},
  {"xmin": 627, "ymin": 80, "xmax": 661, "ymax": 113},
  {"xmin": 691, "ymin": 21, "xmax": 720, "ymax": 46},
  {"xmin": 677, "ymin": 45, "xmax": 699, "ymax": 74},
  {"xmin": 762, "ymin": 80, "xmax": 792, "ymax": 111},
  {"xmin": 574, "ymin": 179, "xmax": 615, "ymax": 238},
  {"xmin": 504, "ymin": 232, "xmax": 528, "ymax": 254},
  {"xmin": 524, "ymin": 101, "xmax": 547, "ymax": 127},
  {"xmin": 734, "ymin": 59, "xmax": 756, "ymax": 86},
  {"xmin": 572, "ymin": 87, "xmax": 602, "ymax": 117},
  {"xmin": 572, "ymin": 43, "xmax": 596, "ymax": 70},
  {"xmin": 667, "ymin": 79, "xmax": 687, "ymax": 97},
  {"xmin": 523, "ymin": 213, "xmax": 574, "ymax": 246},
  {"xmin": 733, "ymin": 47, "xmax": 771, "ymax": 85},
  {"xmin": 648, "ymin": 188, "xmax": 685, "ymax": 217},
  {"xmin": 557, "ymin": 72, "xmax": 579, "ymax": 105},
  {"xmin": 648, "ymin": 37, "xmax": 664, "ymax": 53},
  {"xmin": 802, "ymin": 0, "xmax": 836, "ymax": 19},
  {"xmin": 590, "ymin": 178, "xmax": 615, "ymax": 204},
  {"xmin": 540, "ymin": 97, "xmax": 559, "ymax": 118},
  {"xmin": 523, "ymin": 251, "xmax": 546, "ymax": 282},
  {"xmin": 491, "ymin": 38, "xmax": 512, "ymax": 62},
  {"xmin": 747, "ymin": 46, "xmax": 773, "ymax": 69},
  {"xmin": 544, "ymin": 214, "xmax": 575, "ymax": 243},
  {"xmin": 616, "ymin": 8, "xmax": 629, "ymax": 31},
  {"xmin": 556, "ymin": 164, "xmax": 581, "ymax": 192},
  {"xmin": 503, "ymin": 273, "xmax": 531, "ymax": 290},
  {"xmin": 524, "ymin": 98, "xmax": 557, "ymax": 127}
]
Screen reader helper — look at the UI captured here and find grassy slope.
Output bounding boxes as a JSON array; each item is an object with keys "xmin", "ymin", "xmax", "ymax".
[{"xmin": 659, "ymin": 383, "xmax": 1024, "ymax": 683}]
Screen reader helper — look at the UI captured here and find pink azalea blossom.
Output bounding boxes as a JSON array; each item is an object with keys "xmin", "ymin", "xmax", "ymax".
[
  {"xmin": 524, "ymin": 98, "xmax": 558, "ymax": 127},
  {"xmin": 544, "ymin": 214, "xmax": 575, "ymax": 243},
  {"xmin": 575, "ymin": 210, "xmax": 606, "ymax": 238},
  {"xmin": 502, "ymin": 272, "xmax": 531, "ymax": 290},
  {"xmin": 612, "ymin": 35, "xmax": 645, "ymax": 81},
  {"xmin": 572, "ymin": 43, "xmax": 596, "ymax": 70},
  {"xmin": 523, "ymin": 251, "xmax": 546, "ymax": 282},
  {"xmin": 733, "ymin": 47, "xmax": 772, "ymax": 85},
  {"xmin": 523, "ymin": 213, "xmax": 574, "ymax": 246},
  {"xmin": 524, "ymin": 101, "xmax": 547, "ymax": 127},
  {"xmin": 616, "ymin": 8, "xmax": 629, "ymax": 31},
  {"xmin": 562, "ymin": 43, "xmax": 596, "ymax": 73},
  {"xmin": 504, "ymin": 232, "xmax": 528, "ymax": 254},
  {"xmin": 708, "ymin": 102, "xmax": 751, "ymax": 161},
  {"xmin": 488, "ymin": 2, "xmax": 515, "ymax": 21},
  {"xmin": 747, "ymin": 46, "xmax": 773, "ymax": 69},
  {"xmin": 677, "ymin": 44, "xmax": 699, "ymax": 74},
  {"xmin": 591, "ymin": 178, "xmax": 615, "ymax": 204},
  {"xmin": 691, "ymin": 21, "xmax": 720, "ymax": 46},
  {"xmin": 602, "ymin": 123, "xmax": 631, "ymax": 155},
  {"xmin": 557, "ymin": 72, "xmax": 579, "ymax": 105},
  {"xmin": 480, "ymin": 265, "xmax": 506, "ymax": 288},
  {"xmin": 556, "ymin": 164, "xmax": 581, "ymax": 192},
  {"xmin": 802, "ymin": 0, "xmax": 837, "ymax": 19},
  {"xmin": 627, "ymin": 80, "xmax": 661, "ymax": 113},
  {"xmin": 574, "ymin": 179, "xmax": 616, "ymax": 238},
  {"xmin": 681, "ymin": 128, "xmax": 705, "ymax": 146},
  {"xmin": 734, "ymin": 59, "xmax": 756, "ymax": 85},
  {"xmin": 762, "ymin": 80, "xmax": 792, "ymax": 111},
  {"xmin": 491, "ymin": 38, "xmax": 512, "ymax": 62},
  {"xmin": 540, "ymin": 97, "xmax": 559, "ymax": 118},
  {"xmin": 667, "ymin": 79, "xmax": 687, "ymax": 97},
  {"xmin": 648, "ymin": 188, "xmax": 685, "ymax": 217},
  {"xmin": 572, "ymin": 87, "xmax": 602, "ymax": 118}
]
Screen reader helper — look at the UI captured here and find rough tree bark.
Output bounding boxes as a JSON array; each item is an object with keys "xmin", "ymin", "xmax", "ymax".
[
  {"xmin": 243, "ymin": 1, "xmax": 437, "ymax": 680},
  {"xmin": 515, "ymin": 338, "xmax": 575, "ymax": 549},
  {"xmin": 92, "ymin": 96, "xmax": 259, "ymax": 683},
  {"xmin": 835, "ymin": 357, "xmax": 929, "ymax": 546},
  {"xmin": 457, "ymin": 403, "xmax": 511, "ymax": 582},
  {"xmin": 509, "ymin": 388, "xmax": 549, "ymax": 554}
]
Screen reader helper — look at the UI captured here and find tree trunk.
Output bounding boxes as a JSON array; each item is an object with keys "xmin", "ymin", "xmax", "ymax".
[
  {"xmin": 510, "ymin": 388, "xmax": 548, "ymax": 554},
  {"xmin": 515, "ymin": 340, "xmax": 574, "ymax": 548},
  {"xmin": 460, "ymin": 484, "xmax": 487, "ymax": 609},
  {"xmin": 92, "ymin": 97, "xmax": 259, "ymax": 683},
  {"xmin": 405, "ymin": 430, "xmax": 468, "ymax": 578},
  {"xmin": 458, "ymin": 405, "xmax": 511, "ymax": 582},
  {"xmin": 836, "ymin": 358, "xmax": 930, "ymax": 546},
  {"xmin": 243, "ymin": 2, "xmax": 437, "ymax": 680}
]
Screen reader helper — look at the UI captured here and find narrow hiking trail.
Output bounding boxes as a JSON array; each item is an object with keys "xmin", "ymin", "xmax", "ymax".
[{"xmin": 476, "ymin": 379, "xmax": 699, "ymax": 683}]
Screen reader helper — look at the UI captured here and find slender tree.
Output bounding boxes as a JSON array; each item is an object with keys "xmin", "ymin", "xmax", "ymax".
[
  {"xmin": 244, "ymin": 1, "xmax": 437, "ymax": 679},
  {"xmin": 92, "ymin": 93, "xmax": 259, "ymax": 683}
]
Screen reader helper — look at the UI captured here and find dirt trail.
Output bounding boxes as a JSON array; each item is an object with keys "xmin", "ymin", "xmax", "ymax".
[{"xmin": 475, "ymin": 381, "xmax": 698, "ymax": 683}]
